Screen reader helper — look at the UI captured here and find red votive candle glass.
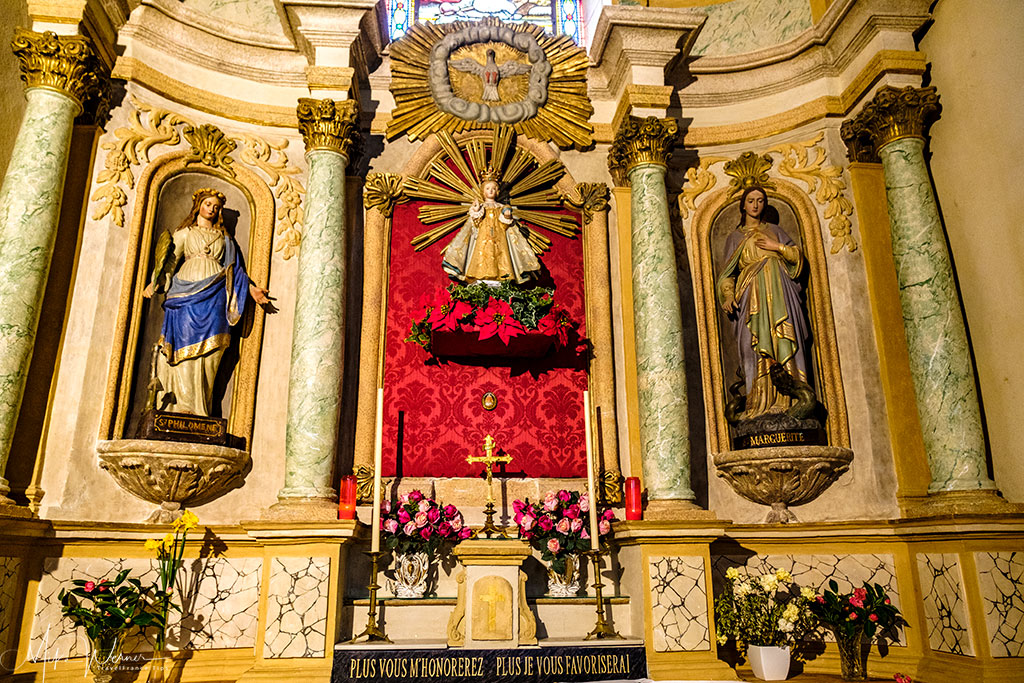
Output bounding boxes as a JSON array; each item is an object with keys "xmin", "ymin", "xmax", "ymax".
[
  {"xmin": 338, "ymin": 475, "xmax": 357, "ymax": 520},
  {"xmin": 624, "ymin": 477, "xmax": 642, "ymax": 520}
]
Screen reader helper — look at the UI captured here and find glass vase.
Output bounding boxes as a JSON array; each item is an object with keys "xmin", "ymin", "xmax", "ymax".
[
  {"xmin": 87, "ymin": 630, "xmax": 125, "ymax": 683},
  {"xmin": 546, "ymin": 553, "xmax": 580, "ymax": 597},
  {"xmin": 833, "ymin": 627, "xmax": 868, "ymax": 681},
  {"xmin": 390, "ymin": 551, "xmax": 430, "ymax": 598}
]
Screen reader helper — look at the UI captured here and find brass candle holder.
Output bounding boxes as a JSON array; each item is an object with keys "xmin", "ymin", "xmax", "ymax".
[
  {"xmin": 350, "ymin": 550, "xmax": 392, "ymax": 643},
  {"xmin": 583, "ymin": 548, "xmax": 623, "ymax": 640}
]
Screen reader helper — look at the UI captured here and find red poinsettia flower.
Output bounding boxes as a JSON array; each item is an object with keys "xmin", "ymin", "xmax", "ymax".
[
  {"xmin": 538, "ymin": 307, "xmax": 572, "ymax": 346},
  {"xmin": 427, "ymin": 293, "xmax": 472, "ymax": 331},
  {"xmin": 475, "ymin": 299, "xmax": 525, "ymax": 344}
]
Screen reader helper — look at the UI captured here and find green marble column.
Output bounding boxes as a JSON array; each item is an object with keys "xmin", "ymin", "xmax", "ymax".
[
  {"xmin": 277, "ymin": 99, "xmax": 359, "ymax": 507},
  {"xmin": 0, "ymin": 31, "xmax": 103, "ymax": 511},
  {"xmin": 610, "ymin": 116, "xmax": 694, "ymax": 503},
  {"xmin": 843, "ymin": 86, "xmax": 994, "ymax": 493}
]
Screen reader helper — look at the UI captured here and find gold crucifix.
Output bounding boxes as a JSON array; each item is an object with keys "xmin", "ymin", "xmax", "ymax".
[{"xmin": 465, "ymin": 434, "xmax": 512, "ymax": 538}]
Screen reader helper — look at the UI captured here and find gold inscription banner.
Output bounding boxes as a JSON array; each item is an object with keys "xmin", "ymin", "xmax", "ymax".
[{"xmin": 334, "ymin": 645, "xmax": 646, "ymax": 682}]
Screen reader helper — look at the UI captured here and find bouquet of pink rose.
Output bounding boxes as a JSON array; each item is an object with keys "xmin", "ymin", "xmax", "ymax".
[
  {"xmin": 380, "ymin": 490, "xmax": 472, "ymax": 556},
  {"xmin": 513, "ymin": 489, "xmax": 615, "ymax": 575}
]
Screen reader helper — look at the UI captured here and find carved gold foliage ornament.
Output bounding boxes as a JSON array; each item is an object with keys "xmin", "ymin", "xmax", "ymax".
[
  {"xmin": 404, "ymin": 125, "xmax": 575, "ymax": 254},
  {"xmin": 723, "ymin": 152, "xmax": 776, "ymax": 195},
  {"xmin": 184, "ymin": 124, "xmax": 237, "ymax": 177},
  {"xmin": 363, "ymin": 173, "xmax": 406, "ymax": 218},
  {"xmin": 90, "ymin": 95, "xmax": 306, "ymax": 257},
  {"xmin": 678, "ymin": 156, "xmax": 729, "ymax": 219},
  {"xmin": 11, "ymin": 29, "xmax": 105, "ymax": 108},
  {"xmin": 601, "ymin": 469, "xmax": 624, "ymax": 506},
  {"xmin": 564, "ymin": 183, "xmax": 609, "ymax": 225},
  {"xmin": 238, "ymin": 134, "xmax": 307, "ymax": 259},
  {"xmin": 765, "ymin": 133, "xmax": 857, "ymax": 254},
  {"xmin": 608, "ymin": 116, "xmax": 680, "ymax": 185},
  {"xmin": 679, "ymin": 133, "xmax": 858, "ymax": 253},
  {"xmin": 840, "ymin": 85, "xmax": 940, "ymax": 157},
  {"xmin": 388, "ymin": 19, "xmax": 593, "ymax": 149},
  {"xmin": 296, "ymin": 97, "xmax": 360, "ymax": 158}
]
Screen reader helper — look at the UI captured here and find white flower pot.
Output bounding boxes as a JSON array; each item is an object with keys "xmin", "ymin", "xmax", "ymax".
[{"xmin": 747, "ymin": 644, "xmax": 791, "ymax": 681}]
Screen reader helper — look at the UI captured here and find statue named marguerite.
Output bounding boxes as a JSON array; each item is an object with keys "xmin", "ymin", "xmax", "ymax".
[
  {"xmin": 442, "ymin": 165, "xmax": 541, "ymax": 284},
  {"xmin": 716, "ymin": 186, "xmax": 816, "ymax": 422},
  {"xmin": 143, "ymin": 188, "xmax": 271, "ymax": 417}
]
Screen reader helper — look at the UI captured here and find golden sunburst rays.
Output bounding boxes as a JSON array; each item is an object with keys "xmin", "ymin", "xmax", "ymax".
[
  {"xmin": 405, "ymin": 126, "xmax": 577, "ymax": 253},
  {"xmin": 387, "ymin": 18, "xmax": 593, "ymax": 150}
]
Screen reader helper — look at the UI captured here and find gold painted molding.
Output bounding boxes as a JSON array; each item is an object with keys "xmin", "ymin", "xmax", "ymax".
[
  {"xmin": 608, "ymin": 116, "xmax": 679, "ymax": 184},
  {"xmin": 11, "ymin": 29, "xmax": 106, "ymax": 110},
  {"xmin": 841, "ymin": 85, "xmax": 940, "ymax": 156},
  {"xmin": 687, "ymin": 177, "xmax": 850, "ymax": 455},
  {"xmin": 111, "ymin": 56, "xmax": 299, "ymax": 128},
  {"xmin": 296, "ymin": 98, "xmax": 360, "ymax": 158},
  {"xmin": 100, "ymin": 154, "xmax": 275, "ymax": 447}
]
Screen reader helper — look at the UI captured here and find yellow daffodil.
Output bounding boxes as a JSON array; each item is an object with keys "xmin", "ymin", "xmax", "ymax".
[
  {"xmin": 172, "ymin": 510, "xmax": 199, "ymax": 532},
  {"xmin": 144, "ymin": 538, "xmax": 161, "ymax": 552},
  {"xmin": 162, "ymin": 533, "xmax": 174, "ymax": 550}
]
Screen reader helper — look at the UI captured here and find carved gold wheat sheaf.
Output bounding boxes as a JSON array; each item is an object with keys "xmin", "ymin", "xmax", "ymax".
[
  {"xmin": 90, "ymin": 95, "xmax": 306, "ymax": 259},
  {"xmin": 680, "ymin": 133, "xmax": 858, "ymax": 254}
]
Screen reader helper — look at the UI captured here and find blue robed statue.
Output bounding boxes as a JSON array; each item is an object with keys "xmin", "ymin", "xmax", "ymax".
[{"xmin": 143, "ymin": 188, "xmax": 271, "ymax": 416}]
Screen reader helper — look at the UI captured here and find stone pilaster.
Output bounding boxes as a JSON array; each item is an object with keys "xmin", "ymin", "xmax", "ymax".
[
  {"xmin": 273, "ymin": 98, "xmax": 359, "ymax": 518},
  {"xmin": 842, "ymin": 86, "xmax": 994, "ymax": 495},
  {"xmin": 0, "ymin": 31, "xmax": 105, "ymax": 514},
  {"xmin": 609, "ymin": 116, "xmax": 696, "ymax": 510}
]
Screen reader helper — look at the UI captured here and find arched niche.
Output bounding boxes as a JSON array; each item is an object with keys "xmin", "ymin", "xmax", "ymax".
[
  {"xmin": 100, "ymin": 152, "xmax": 275, "ymax": 448},
  {"xmin": 355, "ymin": 129, "xmax": 621, "ymax": 497},
  {"xmin": 687, "ymin": 178, "xmax": 849, "ymax": 455}
]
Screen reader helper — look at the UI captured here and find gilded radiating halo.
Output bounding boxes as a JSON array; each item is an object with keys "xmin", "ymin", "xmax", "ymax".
[{"xmin": 388, "ymin": 18, "xmax": 593, "ymax": 149}]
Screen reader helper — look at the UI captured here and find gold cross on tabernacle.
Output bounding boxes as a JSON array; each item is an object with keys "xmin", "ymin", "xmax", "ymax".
[
  {"xmin": 465, "ymin": 435, "xmax": 512, "ymax": 507},
  {"xmin": 480, "ymin": 582, "xmax": 506, "ymax": 632}
]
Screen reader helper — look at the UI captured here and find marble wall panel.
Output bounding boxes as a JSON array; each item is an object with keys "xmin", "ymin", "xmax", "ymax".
[
  {"xmin": 648, "ymin": 556, "xmax": 710, "ymax": 652},
  {"xmin": 28, "ymin": 556, "xmax": 262, "ymax": 661},
  {"xmin": 692, "ymin": 0, "xmax": 813, "ymax": 57},
  {"xmin": 712, "ymin": 553, "xmax": 900, "ymax": 600},
  {"xmin": 0, "ymin": 556, "xmax": 22, "ymax": 669},
  {"xmin": 917, "ymin": 553, "xmax": 973, "ymax": 656},
  {"xmin": 712, "ymin": 553, "xmax": 902, "ymax": 643},
  {"xmin": 975, "ymin": 551, "xmax": 1024, "ymax": 657},
  {"xmin": 263, "ymin": 557, "xmax": 331, "ymax": 659}
]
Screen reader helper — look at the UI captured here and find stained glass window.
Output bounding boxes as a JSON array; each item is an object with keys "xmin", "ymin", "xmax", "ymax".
[{"xmin": 386, "ymin": 0, "xmax": 584, "ymax": 44}]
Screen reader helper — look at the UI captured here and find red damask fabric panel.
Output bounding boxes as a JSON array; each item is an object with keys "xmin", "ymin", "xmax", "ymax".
[{"xmin": 381, "ymin": 201, "xmax": 588, "ymax": 478}]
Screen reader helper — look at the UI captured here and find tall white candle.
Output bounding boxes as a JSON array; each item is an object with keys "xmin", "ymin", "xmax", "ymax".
[
  {"xmin": 583, "ymin": 390, "xmax": 599, "ymax": 551},
  {"xmin": 371, "ymin": 387, "xmax": 384, "ymax": 553}
]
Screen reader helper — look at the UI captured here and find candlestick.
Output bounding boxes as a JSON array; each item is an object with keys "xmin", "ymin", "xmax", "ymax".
[
  {"xmin": 583, "ymin": 391, "xmax": 599, "ymax": 551},
  {"xmin": 371, "ymin": 388, "xmax": 383, "ymax": 553}
]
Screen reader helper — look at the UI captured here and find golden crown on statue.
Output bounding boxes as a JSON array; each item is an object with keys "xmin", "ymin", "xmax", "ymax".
[{"xmin": 480, "ymin": 164, "xmax": 501, "ymax": 184}]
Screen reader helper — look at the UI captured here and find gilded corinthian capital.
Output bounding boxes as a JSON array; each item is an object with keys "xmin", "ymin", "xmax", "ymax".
[
  {"xmin": 841, "ymin": 86, "xmax": 940, "ymax": 161},
  {"xmin": 11, "ymin": 29, "xmax": 105, "ymax": 109},
  {"xmin": 608, "ymin": 116, "xmax": 679, "ymax": 186},
  {"xmin": 297, "ymin": 98, "xmax": 360, "ymax": 158}
]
